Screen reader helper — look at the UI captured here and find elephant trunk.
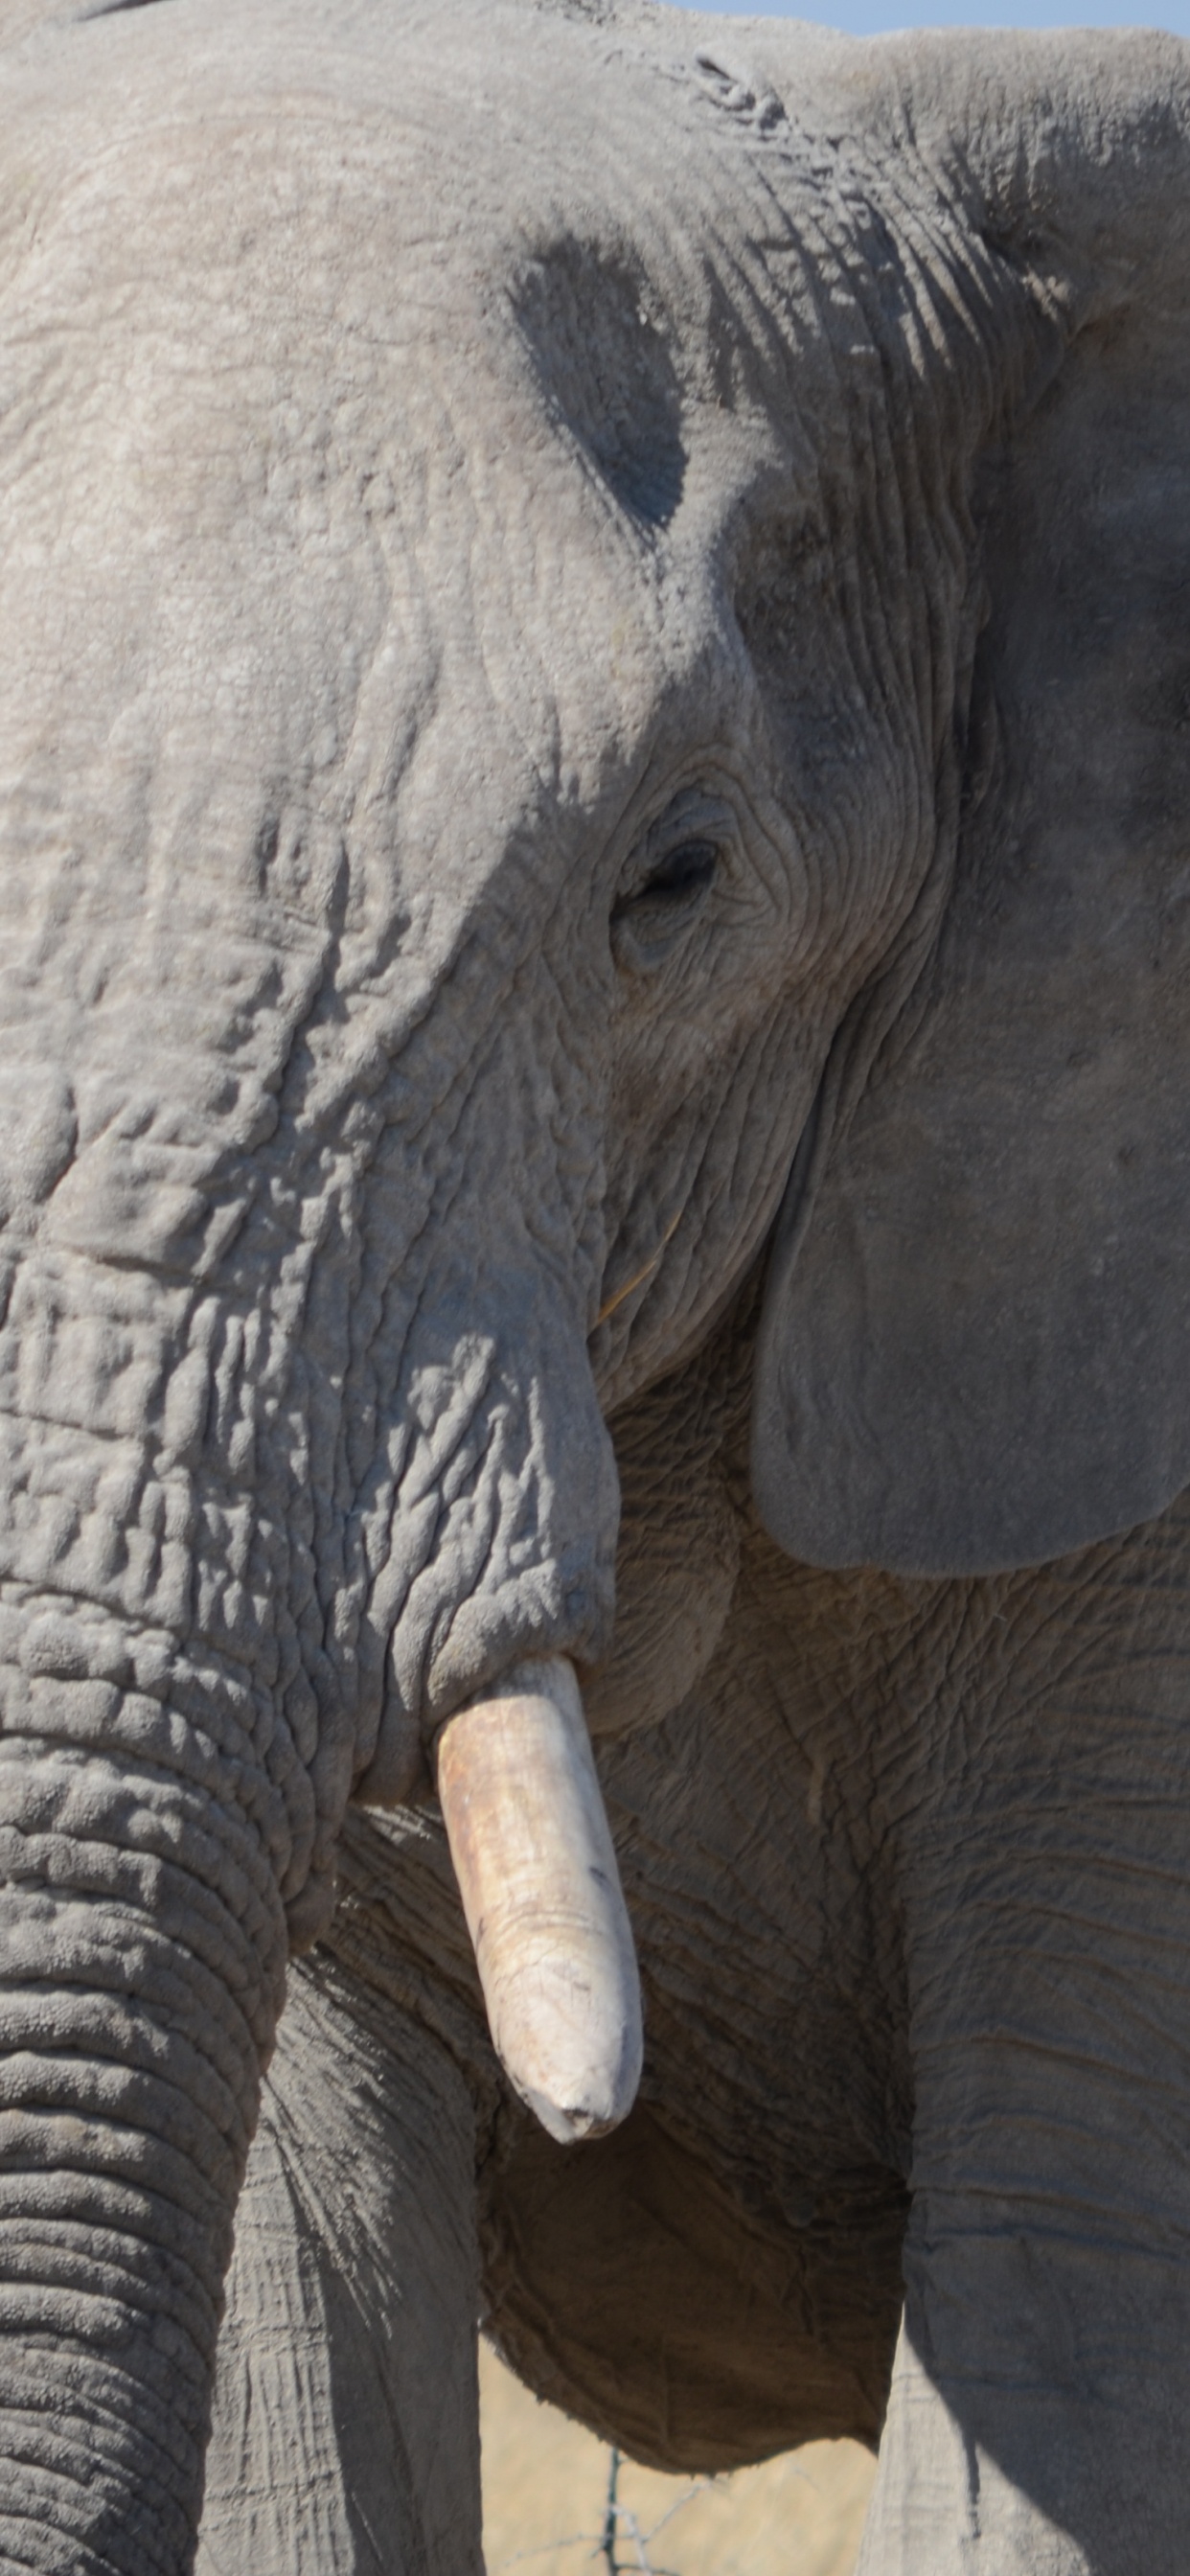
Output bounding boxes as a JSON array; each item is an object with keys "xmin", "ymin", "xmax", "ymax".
[
  {"xmin": 344, "ymin": 1237, "xmax": 644, "ymax": 2140},
  {"xmin": 435, "ymin": 1656, "xmax": 641, "ymax": 2144},
  {"xmin": 0, "ymin": 1648, "xmax": 288, "ymax": 2573}
]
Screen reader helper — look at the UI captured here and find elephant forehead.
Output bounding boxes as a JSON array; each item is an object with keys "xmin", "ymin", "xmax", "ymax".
[
  {"xmin": 6, "ymin": 0, "xmax": 822, "ymax": 287},
  {"xmin": 3, "ymin": 0, "xmax": 849, "ymax": 528},
  {"xmin": 0, "ymin": 0, "xmax": 927, "ymax": 997},
  {"xmin": 0, "ymin": 192, "xmax": 720, "ymax": 931},
  {"xmin": 1, "ymin": 16, "xmax": 812, "ymax": 890},
  {"xmin": 4, "ymin": 6, "xmax": 710, "ymax": 342}
]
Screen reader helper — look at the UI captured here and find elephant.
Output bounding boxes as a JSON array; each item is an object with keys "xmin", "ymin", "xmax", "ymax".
[{"xmin": 2, "ymin": 0, "xmax": 1190, "ymax": 2566}]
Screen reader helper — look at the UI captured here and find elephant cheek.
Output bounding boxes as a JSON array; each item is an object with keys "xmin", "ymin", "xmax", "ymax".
[{"xmin": 0, "ymin": 1690, "xmax": 286, "ymax": 2574}]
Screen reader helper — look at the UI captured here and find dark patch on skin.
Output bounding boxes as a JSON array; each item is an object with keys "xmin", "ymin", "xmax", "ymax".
[
  {"xmin": 80, "ymin": 0, "xmax": 174, "ymax": 17},
  {"xmin": 511, "ymin": 240, "xmax": 686, "ymax": 528}
]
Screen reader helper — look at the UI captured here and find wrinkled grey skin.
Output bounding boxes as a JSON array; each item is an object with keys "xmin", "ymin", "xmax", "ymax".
[{"xmin": 2, "ymin": 1, "xmax": 1190, "ymax": 2570}]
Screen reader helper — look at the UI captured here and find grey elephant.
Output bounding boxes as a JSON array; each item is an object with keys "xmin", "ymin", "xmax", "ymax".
[{"xmin": 1, "ymin": 0, "xmax": 1189, "ymax": 2568}]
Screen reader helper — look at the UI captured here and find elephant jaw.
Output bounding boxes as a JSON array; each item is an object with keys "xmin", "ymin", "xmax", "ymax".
[{"xmin": 435, "ymin": 1657, "xmax": 642, "ymax": 2144}]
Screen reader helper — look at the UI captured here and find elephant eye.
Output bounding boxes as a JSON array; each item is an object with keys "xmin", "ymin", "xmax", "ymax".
[
  {"xmin": 634, "ymin": 840, "xmax": 720, "ymax": 904},
  {"xmin": 611, "ymin": 805, "xmax": 725, "ymax": 970}
]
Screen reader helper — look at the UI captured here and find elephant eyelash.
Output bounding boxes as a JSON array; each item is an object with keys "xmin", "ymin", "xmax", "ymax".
[
  {"xmin": 610, "ymin": 838, "xmax": 721, "ymax": 970},
  {"xmin": 612, "ymin": 839, "xmax": 721, "ymax": 916}
]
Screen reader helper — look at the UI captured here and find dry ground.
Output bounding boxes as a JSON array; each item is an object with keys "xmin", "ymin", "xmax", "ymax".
[{"xmin": 480, "ymin": 2342, "xmax": 874, "ymax": 2575}]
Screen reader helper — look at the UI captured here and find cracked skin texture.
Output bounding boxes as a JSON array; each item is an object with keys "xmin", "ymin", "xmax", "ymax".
[{"xmin": 3, "ymin": 1, "xmax": 1190, "ymax": 2571}]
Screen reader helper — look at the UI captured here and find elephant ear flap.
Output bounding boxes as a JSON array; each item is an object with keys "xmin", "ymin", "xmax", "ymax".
[{"xmin": 752, "ymin": 33, "xmax": 1190, "ymax": 1576}]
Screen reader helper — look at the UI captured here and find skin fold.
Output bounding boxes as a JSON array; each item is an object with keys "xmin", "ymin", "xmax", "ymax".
[{"xmin": 1, "ymin": 2, "xmax": 1189, "ymax": 2570}]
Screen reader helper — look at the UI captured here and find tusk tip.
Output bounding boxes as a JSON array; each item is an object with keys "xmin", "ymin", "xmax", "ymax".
[
  {"xmin": 521, "ymin": 2086, "xmax": 633, "ymax": 2148},
  {"xmin": 496, "ymin": 1992, "xmax": 643, "ymax": 2145}
]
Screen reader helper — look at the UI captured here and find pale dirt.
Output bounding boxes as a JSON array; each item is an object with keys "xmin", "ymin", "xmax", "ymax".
[{"xmin": 480, "ymin": 2341, "xmax": 874, "ymax": 2576}]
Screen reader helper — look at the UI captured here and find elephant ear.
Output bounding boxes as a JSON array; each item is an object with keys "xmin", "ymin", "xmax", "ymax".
[{"xmin": 751, "ymin": 31, "xmax": 1190, "ymax": 1576}]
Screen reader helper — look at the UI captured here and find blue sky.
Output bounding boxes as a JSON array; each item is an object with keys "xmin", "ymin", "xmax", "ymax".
[{"xmin": 672, "ymin": 0, "xmax": 1188, "ymax": 40}]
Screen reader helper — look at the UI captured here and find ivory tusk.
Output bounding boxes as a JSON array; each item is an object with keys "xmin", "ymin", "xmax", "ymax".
[{"xmin": 435, "ymin": 1655, "xmax": 643, "ymax": 2145}]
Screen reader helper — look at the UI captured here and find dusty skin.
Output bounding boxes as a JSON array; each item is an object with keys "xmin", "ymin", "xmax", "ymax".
[{"xmin": 3, "ymin": 1, "xmax": 1190, "ymax": 2572}]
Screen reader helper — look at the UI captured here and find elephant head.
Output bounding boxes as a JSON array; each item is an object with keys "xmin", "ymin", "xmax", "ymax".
[{"xmin": 1, "ymin": 0, "xmax": 1189, "ymax": 2564}]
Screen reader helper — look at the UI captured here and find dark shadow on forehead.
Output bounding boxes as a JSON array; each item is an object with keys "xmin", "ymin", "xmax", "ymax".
[
  {"xmin": 78, "ymin": 0, "xmax": 175, "ymax": 15},
  {"xmin": 510, "ymin": 240, "xmax": 686, "ymax": 530}
]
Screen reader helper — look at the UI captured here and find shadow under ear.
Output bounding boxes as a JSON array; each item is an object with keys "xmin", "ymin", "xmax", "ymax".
[
  {"xmin": 750, "ymin": 34, "xmax": 1190, "ymax": 1579},
  {"xmin": 479, "ymin": 2095, "xmax": 906, "ymax": 2472}
]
